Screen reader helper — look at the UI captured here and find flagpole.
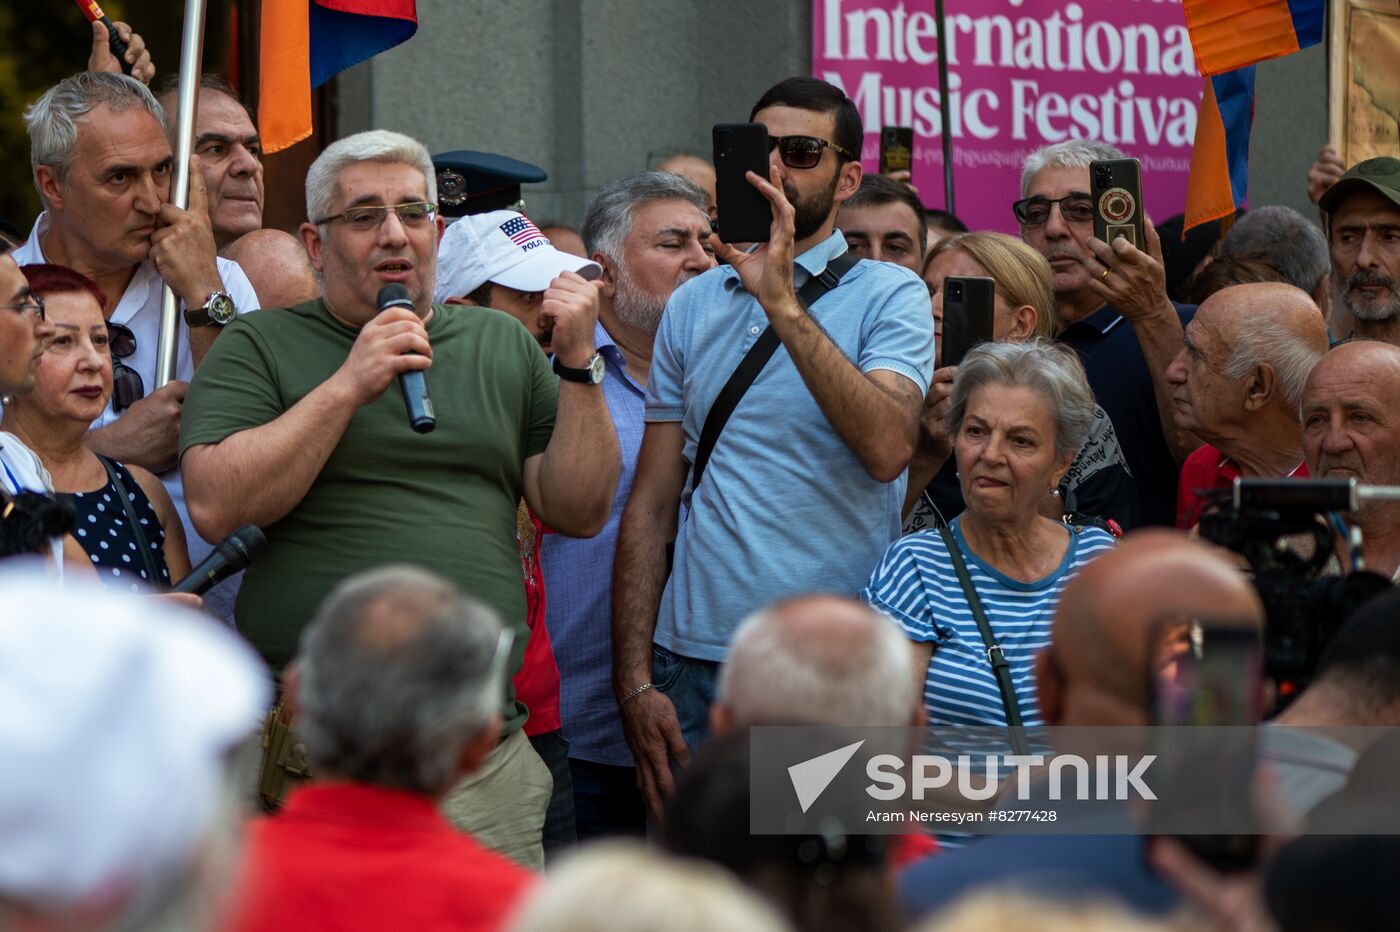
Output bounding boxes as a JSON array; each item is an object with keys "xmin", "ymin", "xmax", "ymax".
[
  {"xmin": 934, "ymin": 0, "xmax": 955, "ymax": 216},
  {"xmin": 156, "ymin": 0, "xmax": 208, "ymax": 389}
]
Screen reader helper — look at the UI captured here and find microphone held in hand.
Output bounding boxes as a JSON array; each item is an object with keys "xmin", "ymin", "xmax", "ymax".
[
  {"xmin": 376, "ymin": 284, "xmax": 435, "ymax": 433},
  {"xmin": 171, "ymin": 525, "xmax": 267, "ymax": 595}
]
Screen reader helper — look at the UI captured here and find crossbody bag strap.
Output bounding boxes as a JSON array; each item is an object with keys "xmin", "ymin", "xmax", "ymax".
[
  {"xmin": 937, "ymin": 525, "xmax": 1031, "ymax": 755},
  {"xmin": 689, "ymin": 252, "xmax": 857, "ymax": 492},
  {"xmin": 98, "ymin": 455, "xmax": 163, "ymax": 585}
]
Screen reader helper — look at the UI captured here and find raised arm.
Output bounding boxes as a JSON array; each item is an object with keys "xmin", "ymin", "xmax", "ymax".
[
  {"xmin": 1084, "ymin": 217, "xmax": 1199, "ymax": 463},
  {"xmin": 522, "ymin": 272, "xmax": 619, "ymax": 537},
  {"xmin": 182, "ymin": 309, "xmax": 431, "ymax": 541},
  {"xmin": 713, "ymin": 165, "xmax": 924, "ymax": 483}
]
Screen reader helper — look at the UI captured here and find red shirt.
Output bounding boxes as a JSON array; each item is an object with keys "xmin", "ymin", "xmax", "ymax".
[
  {"xmin": 224, "ymin": 783, "xmax": 534, "ymax": 932},
  {"xmin": 512, "ymin": 505, "xmax": 561, "ymax": 736},
  {"xmin": 1176, "ymin": 443, "xmax": 1309, "ymax": 529}
]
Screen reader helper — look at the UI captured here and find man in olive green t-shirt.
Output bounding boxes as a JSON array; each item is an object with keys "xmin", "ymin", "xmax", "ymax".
[{"xmin": 180, "ymin": 130, "xmax": 620, "ymax": 869}]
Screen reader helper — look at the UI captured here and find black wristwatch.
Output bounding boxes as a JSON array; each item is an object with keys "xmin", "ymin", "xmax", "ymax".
[
  {"xmin": 553, "ymin": 351, "xmax": 605, "ymax": 385},
  {"xmin": 184, "ymin": 291, "xmax": 237, "ymax": 327}
]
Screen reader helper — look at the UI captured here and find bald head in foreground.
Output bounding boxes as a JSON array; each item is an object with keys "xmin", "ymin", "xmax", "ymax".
[
  {"xmin": 1302, "ymin": 340, "xmax": 1400, "ymax": 577},
  {"xmin": 1036, "ymin": 530, "xmax": 1264, "ymax": 727},
  {"xmin": 712, "ymin": 595, "xmax": 920, "ymax": 732}
]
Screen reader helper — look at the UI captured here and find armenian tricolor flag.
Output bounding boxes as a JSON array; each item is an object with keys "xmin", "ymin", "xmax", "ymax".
[
  {"xmin": 259, "ymin": 0, "xmax": 418, "ymax": 153},
  {"xmin": 1180, "ymin": 0, "xmax": 1324, "ymax": 232},
  {"xmin": 1184, "ymin": 67, "xmax": 1257, "ymax": 232},
  {"xmin": 1181, "ymin": 0, "xmax": 1325, "ymax": 76}
]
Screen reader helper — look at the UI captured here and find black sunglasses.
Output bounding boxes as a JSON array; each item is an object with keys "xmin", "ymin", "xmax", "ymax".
[
  {"xmin": 769, "ymin": 134, "xmax": 856, "ymax": 170},
  {"xmin": 107, "ymin": 322, "xmax": 144, "ymax": 413},
  {"xmin": 1012, "ymin": 194, "xmax": 1095, "ymax": 226}
]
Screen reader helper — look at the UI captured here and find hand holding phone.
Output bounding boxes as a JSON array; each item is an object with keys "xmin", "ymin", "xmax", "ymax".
[{"xmin": 1090, "ymin": 157, "xmax": 1145, "ymax": 248}]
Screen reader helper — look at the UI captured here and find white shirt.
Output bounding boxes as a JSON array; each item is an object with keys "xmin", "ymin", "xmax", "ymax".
[
  {"xmin": 0, "ymin": 430, "xmax": 63, "ymax": 575},
  {"xmin": 13, "ymin": 214, "xmax": 261, "ymax": 609}
]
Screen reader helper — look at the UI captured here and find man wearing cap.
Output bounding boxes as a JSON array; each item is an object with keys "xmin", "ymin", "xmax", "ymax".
[
  {"xmin": 435, "ymin": 210, "xmax": 601, "ymax": 352},
  {"xmin": 1319, "ymin": 156, "xmax": 1400, "ymax": 347},
  {"xmin": 180, "ymin": 130, "xmax": 620, "ymax": 869},
  {"xmin": 435, "ymin": 208, "xmax": 604, "ymax": 857},
  {"xmin": 433, "ymin": 150, "xmax": 548, "ymax": 221}
]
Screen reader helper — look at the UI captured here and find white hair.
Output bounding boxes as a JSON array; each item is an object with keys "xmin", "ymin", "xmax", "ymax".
[
  {"xmin": 24, "ymin": 72, "xmax": 166, "ymax": 202},
  {"xmin": 717, "ymin": 598, "xmax": 918, "ymax": 727},
  {"xmin": 296, "ymin": 565, "xmax": 506, "ymax": 797},
  {"xmin": 304, "ymin": 130, "xmax": 436, "ymax": 226},
  {"xmin": 946, "ymin": 339, "xmax": 1097, "ymax": 463},
  {"xmin": 1224, "ymin": 315, "xmax": 1328, "ymax": 410},
  {"xmin": 1020, "ymin": 139, "xmax": 1128, "ymax": 197},
  {"xmin": 506, "ymin": 842, "xmax": 791, "ymax": 932},
  {"xmin": 1220, "ymin": 205, "xmax": 1331, "ymax": 294}
]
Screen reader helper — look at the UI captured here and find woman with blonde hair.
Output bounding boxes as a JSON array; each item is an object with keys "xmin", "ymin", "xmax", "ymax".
[{"xmin": 906, "ymin": 231, "xmax": 1137, "ymax": 533}]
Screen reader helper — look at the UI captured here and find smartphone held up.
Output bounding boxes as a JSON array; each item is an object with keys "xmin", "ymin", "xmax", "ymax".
[{"xmin": 712, "ymin": 122, "xmax": 771, "ymax": 244}]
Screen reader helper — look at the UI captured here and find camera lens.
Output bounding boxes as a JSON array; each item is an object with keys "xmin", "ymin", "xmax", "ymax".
[{"xmin": 948, "ymin": 281, "xmax": 964, "ymax": 299}]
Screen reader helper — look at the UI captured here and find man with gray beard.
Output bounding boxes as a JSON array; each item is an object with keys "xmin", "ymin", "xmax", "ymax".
[
  {"xmin": 1319, "ymin": 157, "xmax": 1400, "ymax": 348},
  {"xmin": 542, "ymin": 171, "xmax": 714, "ymax": 839}
]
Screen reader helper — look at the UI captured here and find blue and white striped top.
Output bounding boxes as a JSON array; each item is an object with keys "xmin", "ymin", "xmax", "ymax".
[{"xmin": 862, "ymin": 517, "xmax": 1115, "ymax": 728}]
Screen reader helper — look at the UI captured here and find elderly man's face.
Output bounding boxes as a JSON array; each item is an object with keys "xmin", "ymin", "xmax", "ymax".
[
  {"xmin": 41, "ymin": 105, "xmax": 172, "ymax": 268},
  {"xmin": 1165, "ymin": 302, "xmax": 1241, "ymax": 444},
  {"xmin": 1020, "ymin": 165, "xmax": 1096, "ymax": 301},
  {"xmin": 189, "ymin": 89, "xmax": 264, "ymax": 248},
  {"xmin": 1302, "ymin": 351, "xmax": 1400, "ymax": 492},
  {"xmin": 1330, "ymin": 190, "xmax": 1400, "ymax": 325},
  {"xmin": 305, "ymin": 161, "xmax": 441, "ymax": 325},
  {"xmin": 608, "ymin": 198, "xmax": 715, "ymax": 333},
  {"xmin": 0, "ymin": 255, "xmax": 55, "ymax": 396}
]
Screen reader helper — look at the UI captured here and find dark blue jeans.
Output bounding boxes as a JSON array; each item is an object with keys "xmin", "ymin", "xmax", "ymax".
[{"xmin": 651, "ymin": 644, "xmax": 720, "ymax": 757}]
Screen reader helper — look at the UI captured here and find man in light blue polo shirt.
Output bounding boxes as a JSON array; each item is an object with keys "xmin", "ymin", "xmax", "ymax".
[{"xmin": 611, "ymin": 76, "xmax": 935, "ymax": 816}]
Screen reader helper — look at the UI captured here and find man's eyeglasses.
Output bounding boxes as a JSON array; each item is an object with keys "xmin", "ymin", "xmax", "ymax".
[
  {"xmin": 0, "ymin": 295, "xmax": 45, "ymax": 321},
  {"xmin": 769, "ymin": 135, "xmax": 856, "ymax": 170},
  {"xmin": 313, "ymin": 202, "xmax": 440, "ymax": 231},
  {"xmin": 1013, "ymin": 195, "xmax": 1095, "ymax": 227},
  {"xmin": 107, "ymin": 322, "xmax": 143, "ymax": 413}
]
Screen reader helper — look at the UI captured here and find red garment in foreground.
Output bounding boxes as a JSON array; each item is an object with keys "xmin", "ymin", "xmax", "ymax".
[
  {"xmin": 224, "ymin": 783, "xmax": 534, "ymax": 932},
  {"xmin": 1176, "ymin": 443, "xmax": 1309, "ymax": 529}
]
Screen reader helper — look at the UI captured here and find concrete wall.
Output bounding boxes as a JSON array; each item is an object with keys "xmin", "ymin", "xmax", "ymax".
[
  {"xmin": 339, "ymin": 1, "xmax": 1328, "ymax": 228},
  {"xmin": 339, "ymin": 0, "xmax": 813, "ymax": 227},
  {"xmin": 1249, "ymin": 42, "xmax": 1330, "ymax": 220}
]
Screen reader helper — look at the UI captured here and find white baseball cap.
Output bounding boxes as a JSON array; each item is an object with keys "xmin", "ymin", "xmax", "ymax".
[
  {"xmin": 434, "ymin": 209, "xmax": 601, "ymax": 303},
  {"xmin": 0, "ymin": 567, "xmax": 270, "ymax": 908}
]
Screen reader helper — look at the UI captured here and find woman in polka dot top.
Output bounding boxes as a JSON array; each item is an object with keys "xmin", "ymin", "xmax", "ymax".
[{"xmin": 1, "ymin": 265, "xmax": 191, "ymax": 591}]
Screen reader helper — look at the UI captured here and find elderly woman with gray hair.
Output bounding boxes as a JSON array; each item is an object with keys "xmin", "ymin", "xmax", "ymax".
[{"xmin": 863, "ymin": 340, "xmax": 1116, "ymax": 730}]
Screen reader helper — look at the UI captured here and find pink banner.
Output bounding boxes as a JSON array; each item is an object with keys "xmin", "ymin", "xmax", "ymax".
[{"xmin": 814, "ymin": 0, "xmax": 1203, "ymax": 233}]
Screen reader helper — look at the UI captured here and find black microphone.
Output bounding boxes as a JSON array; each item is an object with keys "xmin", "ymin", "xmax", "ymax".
[
  {"xmin": 376, "ymin": 283, "xmax": 435, "ymax": 433},
  {"xmin": 171, "ymin": 525, "xmax": 267, "ymax": 595}
]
